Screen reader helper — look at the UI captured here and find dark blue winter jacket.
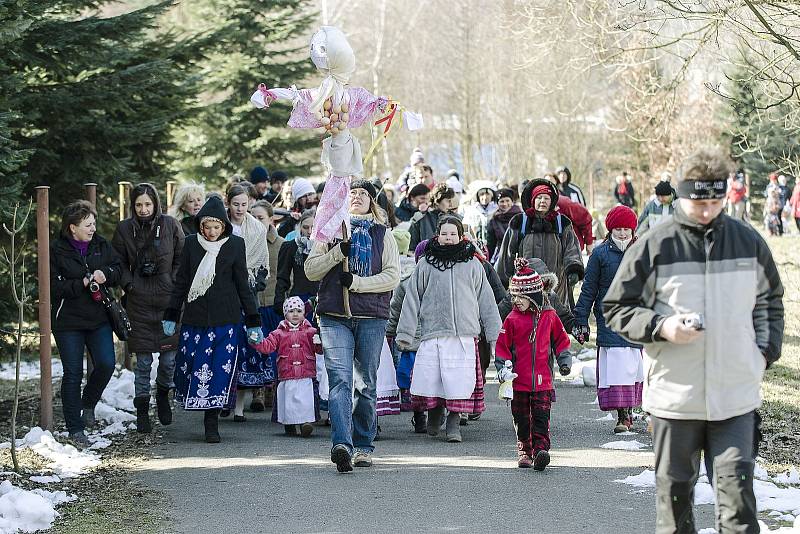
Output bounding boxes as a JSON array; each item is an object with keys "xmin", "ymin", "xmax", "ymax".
[{"xmin": 573, "ymin": 239, "xmax": 642, "ymax": 348}]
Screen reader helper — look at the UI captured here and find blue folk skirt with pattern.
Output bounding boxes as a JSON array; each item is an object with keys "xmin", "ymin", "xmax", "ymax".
[
  {"xmin": 174, "ymin": 324, "xmax": 239, "ymax": 411},
  {"xmin": 236, "ymin": 312, "xmax": 275, "ymax": 388}
]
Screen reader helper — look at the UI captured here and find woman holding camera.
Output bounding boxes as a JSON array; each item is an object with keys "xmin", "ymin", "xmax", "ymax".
[
  {"xmin": 112, "ymin": 183, "xmax": 185, "ymax": 434},
  {"xmin": 51, "ymin": 200, "xmax": 123, "ymax": 447}
]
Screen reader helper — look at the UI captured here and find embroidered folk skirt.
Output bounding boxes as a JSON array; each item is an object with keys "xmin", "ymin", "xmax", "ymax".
[
  {"xmin": 377, "ymin": 339, "xmax": 400, "ymax": 417},
  {"xmin": 236, "ymin": 315, "xmax": 274, "ymax": 388},
  {"xmin": 174, "ymin": 324, "xmax": 239, "ymax": 411},
  {"xmin": 596, "ymin": 347, "xmax": 644, "ymax": 411}
]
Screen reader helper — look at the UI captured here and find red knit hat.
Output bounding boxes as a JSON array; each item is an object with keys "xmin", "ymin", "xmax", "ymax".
[
  {"xmin": 510, "ymin": 258, "xmax": 543, "ymax": 302},
  {"xmin": 530, "ymin": 184, "xmax": 551, "ymax": 203},
  {"xmin": 605, "ymin": 205, "xmax": 637, "ymax": 231}
]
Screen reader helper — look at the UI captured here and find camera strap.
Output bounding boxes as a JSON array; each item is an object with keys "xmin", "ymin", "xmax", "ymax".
[{"xmin": 134, "ymin": 215, "xmax": 163, "ymax": 270}]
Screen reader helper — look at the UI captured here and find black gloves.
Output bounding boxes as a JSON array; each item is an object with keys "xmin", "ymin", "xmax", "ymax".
[
  {"xmin": 559, "ymin": 364, "xmax": 571, "ymax": 376},
  {"xmin": 340, "ymin": 271, "xmax": 354, "ymax": 288},
  {"xmin": 572, "ymin": 325, "xmax": 590, "ymax": 345},
  {"xmin": 339, "ymin": 240, "xmax": 351, "ymax": 257}
]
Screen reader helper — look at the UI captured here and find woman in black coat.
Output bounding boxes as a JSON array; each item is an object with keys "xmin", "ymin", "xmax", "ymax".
[
  {"xmin": 51, "ymin": 200, "xmax": 123, "ymax": 447},
  {"xmin": 163, "ymin": 196, "xmax": 262, "ymax": 443},
  {"xmin": 274, "ymin": 209, "xmax": 319, "ymax": 315},
  {"xmin": 112, "ymin": 183, "xmax": 184, "ymax": 433}
]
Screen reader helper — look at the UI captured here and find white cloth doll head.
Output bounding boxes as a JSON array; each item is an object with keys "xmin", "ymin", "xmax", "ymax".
[{"xmin": 309, "ymin": 26, "xmax": 356, "ymax": 117}]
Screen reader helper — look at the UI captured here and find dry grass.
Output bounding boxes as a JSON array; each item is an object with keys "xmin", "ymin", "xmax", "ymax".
[{"xmin": 758, "ymin": 233, "xmax": 800, "ymax": 473}]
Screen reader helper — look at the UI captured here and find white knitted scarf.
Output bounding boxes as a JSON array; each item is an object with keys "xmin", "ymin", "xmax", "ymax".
[
  {"xmin": 239, "ymin": 212, "xmax": 271, "ymax": 284},
  {"xmin": 188, "ymin": 234, "xmax": 228, "ymax": 302}
]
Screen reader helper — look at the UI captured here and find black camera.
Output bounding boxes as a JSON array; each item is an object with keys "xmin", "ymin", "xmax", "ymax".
[{"xmin": 139, "ymin": 259, "xmax": 157, "ymax": 277}]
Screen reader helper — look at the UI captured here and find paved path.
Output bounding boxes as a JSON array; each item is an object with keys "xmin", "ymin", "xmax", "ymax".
[{"xmin": 132, "ymin": 377, "xmax": 714, "ymax": 533}]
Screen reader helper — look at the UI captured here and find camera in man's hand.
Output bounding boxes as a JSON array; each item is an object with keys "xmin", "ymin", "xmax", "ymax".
[
  {"xmin": 683, "ymin": 313, "xmax": 705, "ymax": 331},
  {"xmin": 139, "ymin": 258, "xmax": 157, "ymax": 277}
]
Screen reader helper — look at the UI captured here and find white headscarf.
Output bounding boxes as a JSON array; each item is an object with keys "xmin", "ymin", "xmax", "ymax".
[
  {"xmin": 308, "ymin": 26, "xmax": 356, "ymax": 117},
  {"xmin": 188, "ymin": 231, "xmax": 229, "ymax": 302}
]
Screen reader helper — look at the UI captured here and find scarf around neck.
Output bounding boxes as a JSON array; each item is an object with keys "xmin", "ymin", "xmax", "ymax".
[
  {"xmin": 237, "ymin": 212, "xmax": 271, "ymax": 284},
  {"xmin": 424, "ymin": 239, "xmax": 476, "ymax": 271},
  {"xmin": 294, "ymin": 234, "xmax": 313, "ymax": 266},
  {"xmin": 188, "ymin": 234, "xmax": 229, "ymax": 302},
  {"xmin": 349, "ymin": 215, "xmax": 375, "ymax": 277}
]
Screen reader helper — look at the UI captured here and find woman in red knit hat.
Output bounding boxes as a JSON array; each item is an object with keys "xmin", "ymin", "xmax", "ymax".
[{"xmin": 572, "ymin": 205, "xmax": 645, "ymax": 433}]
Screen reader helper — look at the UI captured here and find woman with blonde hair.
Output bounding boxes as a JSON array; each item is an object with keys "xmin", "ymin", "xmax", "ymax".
[{"xmin": 169, "ymin": 182, "xmax": 206, "ymax": 236}]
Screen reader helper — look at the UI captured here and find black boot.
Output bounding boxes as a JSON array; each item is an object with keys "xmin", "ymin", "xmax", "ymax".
[
  {"xmin": 133, "ymin": 396, "xmax": 152, "ymax": 434},
  {"xmin": 204, "ymin": 409, "xmax": 221, "ymax": 443},
  {"xmin": 155, "ymin": 387, "xmax": 173, "ymax": 426}
]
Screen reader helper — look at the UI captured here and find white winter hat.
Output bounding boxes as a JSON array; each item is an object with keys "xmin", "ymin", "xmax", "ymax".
[
  {"xmin": 292, "ymin": 178, "xmax": 316, "ymax": 203},
  {"xmin": 283, "ymin": 296, "xmax": 305, "ymax": 316},
  {"xmin": 446, "ymin": 176, "xmax": 463, "ymax": 194}
]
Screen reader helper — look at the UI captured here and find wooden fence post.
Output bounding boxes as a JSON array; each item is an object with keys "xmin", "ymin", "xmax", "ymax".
[{"xmin": 36, "ymin": 186, "xmax": 53, "ymax": 430}]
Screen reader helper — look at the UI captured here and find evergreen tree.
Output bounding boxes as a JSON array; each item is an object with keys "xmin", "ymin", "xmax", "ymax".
[
  {"xmin": 173, "ymin": 0, "xmax": 317, "ymax": 183},
  {"xmin": 719, "ymin": 62, "xmax": 800, "ymax": 194},
  {"xmin": 1, "ymin": 0, "xmax": 206, "ymax": 234}
]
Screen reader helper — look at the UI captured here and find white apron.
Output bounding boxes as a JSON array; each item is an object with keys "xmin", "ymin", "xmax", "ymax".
[
  {"xmin": 410, "ymin": 336, "xmax": 475, "ymax": 400},
  {"xmin": 598, "ymin": 347, "xmax": 644, "ymax": 388},
  {"xmin": 377, "ymin": 339, "xmax": 399, "ymax": 399},
  {"xmin": 276, "ymin": 378, "xmax": 316, "ymax": 424}
]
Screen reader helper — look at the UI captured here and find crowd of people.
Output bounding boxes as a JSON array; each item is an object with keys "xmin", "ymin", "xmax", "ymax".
[{"xmin": 49, "ymin": 147, "xmax": 785, "ymax": 533}]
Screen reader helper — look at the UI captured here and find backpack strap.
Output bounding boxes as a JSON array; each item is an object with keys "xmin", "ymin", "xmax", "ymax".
[
  {"xmin": 520, "ymin": 212, "xmax": 528, "ymax": 238},
  {"xmin": 556, "ymin": 213, "xmax": 562, "ymax": 235}
]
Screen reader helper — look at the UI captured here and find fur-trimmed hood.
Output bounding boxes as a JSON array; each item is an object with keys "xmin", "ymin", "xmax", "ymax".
[{"xmin": 521, "ymin": 179, "xmax": 560, "ymax": 212}]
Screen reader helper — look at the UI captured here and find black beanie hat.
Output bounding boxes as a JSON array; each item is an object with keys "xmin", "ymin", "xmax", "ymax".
[
  {"xmin": 250, "ymin": 166, "xmax": 269, "ymax": 185},
  {"xmin": 497, "ymin": 188, "xmax": 515, "ymax": 201},
  {"xmin": 350, "ymin": 178, "xmax": 378, "ymax": 199},
  {"xmin": 655, "ymin": 181, "xmax": 673, "ymax": 196},
  {"xmin": 408, "ymin": 183, "xmax": 431, "ymax": 198},
  {"xmin": 270, "ymin": 170, "xmax": 287, "ymax": 184}
]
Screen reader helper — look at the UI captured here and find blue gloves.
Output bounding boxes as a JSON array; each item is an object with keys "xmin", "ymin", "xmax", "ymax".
[
  {"xmin": 247, "ymin": 327, "xmax": 264, "ymax": 344},
  {"xmin": 162, "ymin": 320, "xmax": 176, "ymax": 337}
]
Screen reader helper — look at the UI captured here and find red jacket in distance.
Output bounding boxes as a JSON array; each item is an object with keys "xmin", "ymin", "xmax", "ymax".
[
  {"xmin": 251, "ymin": 319, "xmax": 321, "ymax": 380},
  {"xmin": 496, "ymin": 307, "xmax": 571, "ymax": 392},
  {"xmin": 556, "ymin": 196, "xmax": 594, "ymax": 251}
]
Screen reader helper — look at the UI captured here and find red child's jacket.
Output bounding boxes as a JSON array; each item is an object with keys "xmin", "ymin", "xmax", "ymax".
[
  {"xmin": 251, "ymin": 319, "xmax": 321, "ymax": 381},
  {"xmin": 496, "ymin": 307, "xmax": 571, "ymax": 392}
]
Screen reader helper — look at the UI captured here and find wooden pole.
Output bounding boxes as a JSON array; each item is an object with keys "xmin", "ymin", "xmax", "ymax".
[
  {"xmin": 166, "ymin": 180, "xmax": 177, "ymax": 211},
  {"xmin": 36, "ymin": 186, "xmax": 53, "ymax": 430},
  {"xmin": 118, "ymin": 181, "xmax": 132, "ymax": 221},
  {"xmin": 84, "ymin": 183, "xmax": 97, "ymax": 209},
  {"xmin": 341, "ymin": 221, "xmax": 351, "ymax": 318}
]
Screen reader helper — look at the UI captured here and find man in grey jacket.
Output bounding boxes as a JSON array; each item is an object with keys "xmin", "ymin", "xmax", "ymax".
[{"xmin": 604, "ymin": 148, "xmax": 784, "ymax": 534}]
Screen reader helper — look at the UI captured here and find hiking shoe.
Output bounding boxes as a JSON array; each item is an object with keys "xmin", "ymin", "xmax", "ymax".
[
  {"xmin": 352, "ymin": 450, "xmax": 373, "ymax": 468},
  {"xmin": 284, "ymin": 424, "xmax": 298, "ymax": 436},
  {"xmin": 155, "ymin": 387, "xmax": 172, "ymax": 426},
  {"xmin": 81, "ymin": 406, "xmax": 97, "ymax": 429},
  {"xmin": 427, "ymin": 406, "xmax": 445, "ymax": 437},
  {"xmin": 459, "ymin": 413, "xmax": 468, "ymax": 426},
  {"xmin": 68, "ymin": 431, "xmax": 90, "ymax": 449},
  {"xmin": 533, "ymin": 450, "xmax": 550, "ymax": 471},
  {"xmin": 300, "ymin": 423, "xmax": 314, "ymax": 438},
  {"xmin": 233, "ymin": 415, "xmax": 247, "ymax": 423},
  {"xmin": 133, "ymin": 396, "xmax": 152, "ymax": 434},
  {"xmin": 518, "ymin": 454, "xmax": 533, "ymax": 468},
  {"xmin": 467, "ymin": 413, "xmax": 481, "ymax": 421},
  {"xmin": 250, "ymin": 388, "xmax": 265, "ymax": 412},
  {"xmin": 446, "ymin": 412, "xmax": 462, "ymax": 443},
  {"xmin": 412, "ymin": 412, "xmax": 427, "ymax": 434},
  {"xmin": 331, "ymin": 445, "xmax": 353, "ymax": 473},
  {"xmin": 614, "ymin": 422, "xmax": 629, "ymax": 434}
]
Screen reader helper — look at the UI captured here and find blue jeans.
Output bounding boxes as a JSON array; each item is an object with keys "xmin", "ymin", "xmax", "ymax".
[
  {"xmin": 133, "ymin": 351, "xmax": 176, "ymax": 398},
  {"xmin": 318, "ymin": 315, "xmax": 387, "ymax": 454},
  {"xmin": 53, "ymin": 324, "xmax": 116, "ymax": 434}
]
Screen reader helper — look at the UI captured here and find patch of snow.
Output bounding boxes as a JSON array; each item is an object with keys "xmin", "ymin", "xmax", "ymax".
[
  {"xmin": 694, "ymin": 481, "xmax": 715, "ymax": 505},
  {"xmin": 28, "ymin": 475, "xmax": 60, "ymax": 485},
  {"xmin": 0, "ymin": 480, "xmax": 59, "ymax": 533},
  {"xmin": 575, "ymin": 348, "xmax": 595, "ymax": 361},
  {"xmin": 29, "ymin": 488, "xmax": 76, "ymax": 507},
  {"xmin": 19, "ymin": 428, "xmax": 101, "ymax": 478},
  {"xmin": 774, "ymin": 468, "xmax": 800, "ymax": 486},
  {"xmin": 601, "ymin": 439, "xmax": 649, "ymax": 451},
  {"xmin": 100, "ymin": 369, "xmax": 135, "ymax": 411},
  {"xmin": 94, "ymin": 402, "xmax": 135, "ymax": 424},
  {"xmin": 581, "ymin": 360, "xmax": 597, "ymax": 387},
  {"xmin": 0, "ymin": 360, "xmax": 63, "ymax": 382},
  {"xmin": 615, "ymin": 469, "xmax": 655, "ymax": 487},
  {"xmin": 595, "ymin": 413, "xmax": 615, "ymax": 421},
  {"xmin": 697, "ymin": 529, "xmax": 716, "ymax": 534}
]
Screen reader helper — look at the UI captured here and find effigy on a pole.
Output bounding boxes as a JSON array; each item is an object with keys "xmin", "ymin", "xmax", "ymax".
[{"xmin": 251, "ymin": 26, "xmax": 423, "ymax": 244}]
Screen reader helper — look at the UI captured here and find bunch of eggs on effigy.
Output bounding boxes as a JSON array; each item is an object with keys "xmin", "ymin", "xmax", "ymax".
[{"xmin": 316, "ymin": 97, "xmax": 349, "ymax": 135}]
